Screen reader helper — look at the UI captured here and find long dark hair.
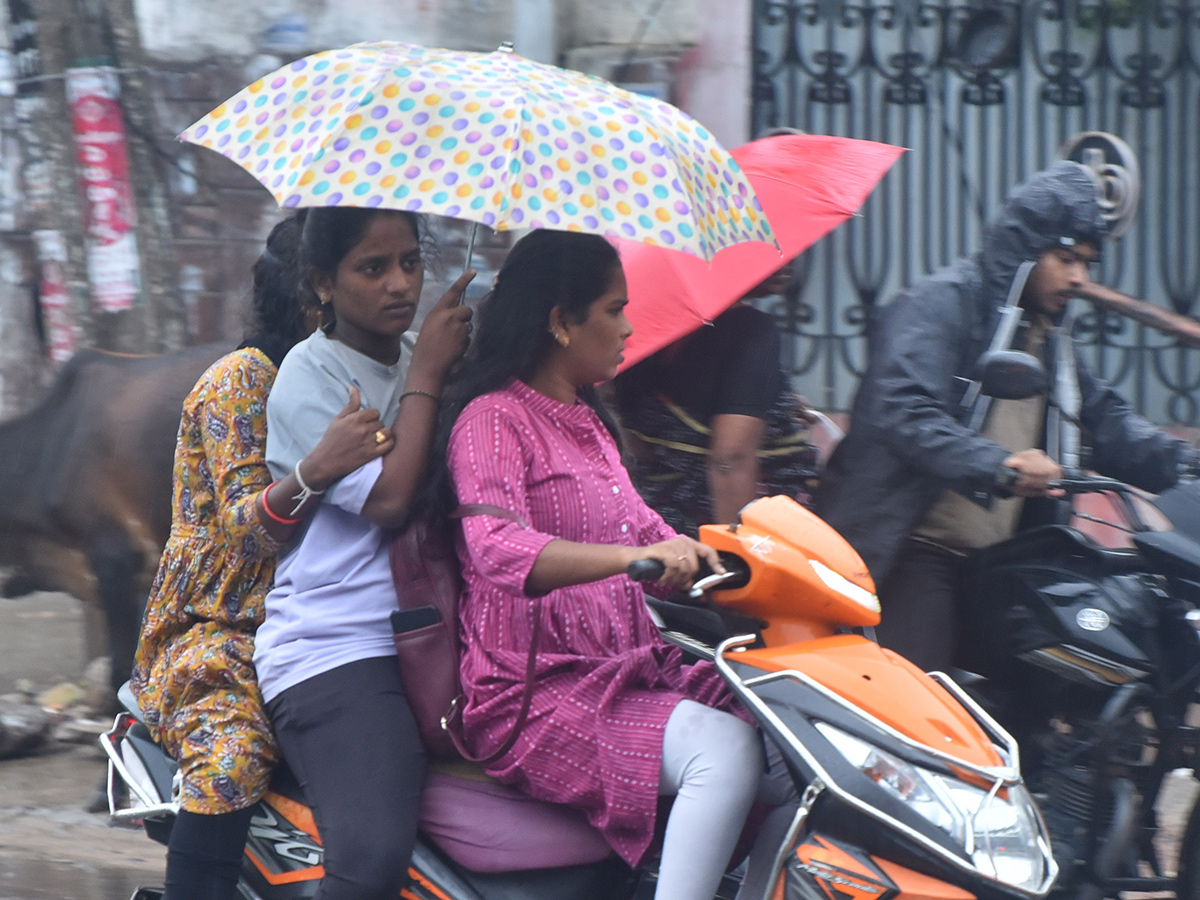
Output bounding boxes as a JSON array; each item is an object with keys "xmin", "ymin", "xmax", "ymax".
[
  {"xmin": 239, "ymin": 211, "xmax": 308, "ymax": 367},
  {"xmin": 298, "ymin": 207, "xmax": 423, "ymax": 330},
  {"xmin": 421, "ymin": 229, "xmax": 624, "ymax": 520}
]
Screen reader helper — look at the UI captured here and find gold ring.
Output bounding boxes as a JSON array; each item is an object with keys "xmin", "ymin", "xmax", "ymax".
[{"xmin": 375, "ymin": 429, "xmax": 388, "ymax": 444}]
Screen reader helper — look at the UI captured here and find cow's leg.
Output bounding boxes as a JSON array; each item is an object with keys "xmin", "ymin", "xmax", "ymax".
[
  {"xmin": 82, "ymin": 602, "xmax": 108, "ymax": 665},
  {"xmin": 86, "ymin": 524, "xmax": 146, "ymax": 711}
]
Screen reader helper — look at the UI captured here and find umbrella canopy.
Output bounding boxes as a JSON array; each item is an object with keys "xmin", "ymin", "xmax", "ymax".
[
  {"xmin": 180, "ymin": 41, "xmax": 775, "ymax": 261},
  {"xmin": 616, "ymin": 134, "xmax": 905, "ymax": 370}
]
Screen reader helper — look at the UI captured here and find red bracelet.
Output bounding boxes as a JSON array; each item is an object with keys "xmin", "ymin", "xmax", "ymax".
[{"xmin": 261, "ymin": 481, "xmax": 303, "ymax": 525}]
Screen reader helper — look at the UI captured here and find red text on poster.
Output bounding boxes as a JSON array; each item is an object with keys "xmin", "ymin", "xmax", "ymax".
[{"xmin": 66, "ymin": 66, "xmax": 140, "ymax": 312}]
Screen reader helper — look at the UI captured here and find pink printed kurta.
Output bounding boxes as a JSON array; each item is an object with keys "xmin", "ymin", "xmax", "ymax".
[{"xmin": 448, "ymin": 379, "xmax": 738, "ymax": 866}]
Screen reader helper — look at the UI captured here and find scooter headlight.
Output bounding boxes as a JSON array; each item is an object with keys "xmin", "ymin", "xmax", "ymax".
[
  {"xmin": 815, "ymin": 723, "xmax": 1047, "ymax": 891},
  {"xmin": 943, "ymin": 779, "xmax": 1046, "ymax": 891},
  {"xmin": 808, "ymin": 560, "xmax": 880, "ymax": 613},
  {"xmin": 815, "ymin": 722, "xmax": 963, "ymax": 840}
]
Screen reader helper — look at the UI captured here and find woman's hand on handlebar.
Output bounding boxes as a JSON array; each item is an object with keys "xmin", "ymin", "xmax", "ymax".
[
  {"xmin": 1000, "ymin": 449, "xmax": 1065, "ymax": 498},
  {"xmin": 630, "ymin": 536, "xmax": 726, "ymax": 590}
]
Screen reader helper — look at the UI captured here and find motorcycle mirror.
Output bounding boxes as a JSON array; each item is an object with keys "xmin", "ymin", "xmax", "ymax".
[
  {"xmin": 977, "ymin": 349, "xmax": 1049, "ymax": 400},
  {"xmin": 1059, "ymin": 131, "xmax": 1141, "ymax": 240}
]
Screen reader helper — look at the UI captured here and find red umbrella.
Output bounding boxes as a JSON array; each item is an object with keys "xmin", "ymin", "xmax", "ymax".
[{"xmin": 616, "ymin": 134, "xmax": 904, "ymax": 371}]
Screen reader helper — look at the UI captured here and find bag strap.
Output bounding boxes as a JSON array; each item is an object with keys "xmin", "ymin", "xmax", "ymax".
[
  {"xmin": 451, "ymin": 503, "xmax": 529, "ymax": 529},
  {"xmin": 444, "ymin": 503, "xmax": 539, "ymax": 767}
]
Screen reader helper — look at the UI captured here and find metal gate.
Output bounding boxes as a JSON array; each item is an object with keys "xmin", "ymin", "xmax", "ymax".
[{"xmin": 752, "ymin": 0, "xmax": 1200, "ymax": 425}]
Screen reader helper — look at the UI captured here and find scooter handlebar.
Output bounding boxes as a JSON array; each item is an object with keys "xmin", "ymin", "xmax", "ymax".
[{"xmin": 626, "ymin": 559, "xmax": 666, "ymax": 582}]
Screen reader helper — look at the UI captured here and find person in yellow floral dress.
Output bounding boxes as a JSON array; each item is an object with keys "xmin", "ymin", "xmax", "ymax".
[{"xmin": 131, "ymin": 212, "xmax": 397, "ymax": 900}]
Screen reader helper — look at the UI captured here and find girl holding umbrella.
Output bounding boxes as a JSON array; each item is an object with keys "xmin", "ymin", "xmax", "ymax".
[{"xmin": 254, "ymin": 207, "xmax": 474, "ymax": 899}]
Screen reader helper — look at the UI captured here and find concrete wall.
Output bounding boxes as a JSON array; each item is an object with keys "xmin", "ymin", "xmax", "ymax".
[{"xmin": 0, "ymin": 4, "xmax": 45, "ymax": 418}]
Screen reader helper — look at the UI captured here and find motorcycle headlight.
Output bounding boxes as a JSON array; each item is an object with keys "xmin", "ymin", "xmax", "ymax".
[{"xmin": 815, "ymin": 722, "xmax": 1047, "ymax": 891}]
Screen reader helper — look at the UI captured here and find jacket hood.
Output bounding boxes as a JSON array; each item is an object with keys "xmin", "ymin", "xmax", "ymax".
[{"xmin": 978, "ymin": 160, "xmax": 1108, "ymax": 309}]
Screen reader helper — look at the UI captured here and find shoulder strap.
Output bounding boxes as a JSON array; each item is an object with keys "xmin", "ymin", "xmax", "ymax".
[
  {"xmin": 443, "ymin": 503, "xmax": 539, "ymax": 767},
  {"xmin": 451, "ymin": 503, "xmax": 529, "ymax": 529}
]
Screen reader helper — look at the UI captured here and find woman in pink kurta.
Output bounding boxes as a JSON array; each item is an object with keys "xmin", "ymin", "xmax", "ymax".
[{"xmin": 436, "ymin": 231, "xmax": 788, "ymax": 900}]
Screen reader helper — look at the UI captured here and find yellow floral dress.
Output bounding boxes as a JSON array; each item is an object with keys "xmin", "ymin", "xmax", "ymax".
[{"xmin": 132, "ymin": 348, "xmax": 285, "ymax": 814}]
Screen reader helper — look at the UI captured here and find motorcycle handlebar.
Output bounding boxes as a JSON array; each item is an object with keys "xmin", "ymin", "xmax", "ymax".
[{"xmin": 994, "ymin": 465, "xmax": 1133, "ymax": 497}]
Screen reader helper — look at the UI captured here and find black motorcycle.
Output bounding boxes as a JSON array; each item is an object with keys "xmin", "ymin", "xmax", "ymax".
[{"xmin": 958, "ymin": 472, "xmax": 1200, "ymax": 899}]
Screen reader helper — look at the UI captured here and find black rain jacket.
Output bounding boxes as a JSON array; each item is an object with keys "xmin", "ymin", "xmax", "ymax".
[{"xmin": 814, "ymin": 161, "xmax": 1189, "ymax": 584}]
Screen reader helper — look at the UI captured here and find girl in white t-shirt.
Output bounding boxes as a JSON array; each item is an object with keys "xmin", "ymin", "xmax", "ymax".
[{"xmin": 258, "ymin": 207, "xmax": 474, "ymax": 900}]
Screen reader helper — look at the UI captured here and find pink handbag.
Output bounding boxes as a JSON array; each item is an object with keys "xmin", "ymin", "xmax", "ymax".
[{"xmin": 389, "ymin": 505, "xmax": 540, "ymax": 762}]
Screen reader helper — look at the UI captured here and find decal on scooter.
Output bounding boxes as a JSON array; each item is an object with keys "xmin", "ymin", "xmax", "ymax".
[
  {"xmin": 400, "ymin": 870, "xmax": 455, "ymax": 900},
  {"xmin": 750, "ymin": 535, "xmax": 775, "ymax": 554},
  {"xmin": 241, "ymin": 792, "xmax": 440, "ymax": 898},
  {"xmin": 785, "ymin": 835, "xmax": 897, "ymax": 900},
  {"xmin": 244, "ymin": 793, "xmax": 325, "ymax": 885},
  {"xmin": 1075, "ymin": 607, "xmax": 1110, "ymax": 632}
]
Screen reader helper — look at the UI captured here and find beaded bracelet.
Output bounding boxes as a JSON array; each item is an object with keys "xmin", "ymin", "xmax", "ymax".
[
  {"xmin": 261, "ymin": 482, "xmax": 302, "ymax": 525},
  {"xmin": 289, "ymin": 458, "xmax": 325, "ymax": 516},
  {"xmin": 399, "ymin": 389, "xmax": 440, "ymax": 404}
]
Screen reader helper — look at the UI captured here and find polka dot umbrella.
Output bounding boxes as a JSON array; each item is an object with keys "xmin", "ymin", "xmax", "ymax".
[{"xmin": 179, "ymin": 41, "xmax": 777, "ymax": 261}]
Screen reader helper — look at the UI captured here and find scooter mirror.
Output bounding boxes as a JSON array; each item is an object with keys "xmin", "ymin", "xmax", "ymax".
[{"xmin": 977, "ymin": 349, "xmax": 1049, "ymax": 400}]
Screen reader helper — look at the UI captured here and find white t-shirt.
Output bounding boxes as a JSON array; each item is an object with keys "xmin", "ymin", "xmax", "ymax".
[{"xmin": 255, "ymin": 329, "xmax": 414, "ymax": 703}]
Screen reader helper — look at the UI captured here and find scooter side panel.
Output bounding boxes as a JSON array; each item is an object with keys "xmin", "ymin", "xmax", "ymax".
[
  {"xmin": 241, "ymin": 792, "xmax": 323, "ymax": 897},
  {"xmin": 874, "ymin": 857, "xmax": 976, "ymax": 900},
  {"xmin": 778, "ymin": 833, "xmax": 978, "ymax": 900},
  {"xmin": 785, "ymin": 833, "xmax": 899, "ymax": 900}
]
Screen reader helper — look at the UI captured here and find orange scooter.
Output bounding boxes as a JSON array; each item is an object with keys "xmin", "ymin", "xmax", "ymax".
[
  {"xmin": 635, "ymin": 494, "xmax": 1058, "ymax": 900},
  {"xmin": 103, "ymin": 494, "xmax": 1056, "ymax": 900}
]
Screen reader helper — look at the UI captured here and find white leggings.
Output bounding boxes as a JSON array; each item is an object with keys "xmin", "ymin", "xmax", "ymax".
[{"xmin": 657, "ymin": 699, "xmax": 799, "ymax": 900}]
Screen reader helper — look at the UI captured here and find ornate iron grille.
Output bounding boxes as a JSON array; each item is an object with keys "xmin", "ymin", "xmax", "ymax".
[{"xmin": 752, "ymin": 0, "xmax": 1200, "ymax": 425}]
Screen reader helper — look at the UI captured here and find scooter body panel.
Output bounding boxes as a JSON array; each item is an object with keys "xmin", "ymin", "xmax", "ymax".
[
  {"xmin": 700, "ymin": 496, "xmax": 880, "ymax": 638},
  {"xmin": 735, "ymin": 636, "xmax": 1003, "ymax": 769}
]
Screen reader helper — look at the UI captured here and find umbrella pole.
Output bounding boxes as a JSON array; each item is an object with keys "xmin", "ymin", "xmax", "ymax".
[{"xmin": 463, "ymin": 222, "xmax": 478, "ymax": 273}]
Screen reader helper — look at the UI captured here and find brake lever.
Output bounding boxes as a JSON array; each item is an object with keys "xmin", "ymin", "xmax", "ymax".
[{"xmin": 687, "ymin": 569, "xmax": 746, "ymax": 601}]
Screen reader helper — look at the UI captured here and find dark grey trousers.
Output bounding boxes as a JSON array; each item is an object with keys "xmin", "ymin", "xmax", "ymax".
[
  {"xmin": 876, "ymin": 540, "xmax": 965, "ymax": 672},
  {"xmin": 267, "ymin": 656, "xmax": 427, "ymax": 900}
]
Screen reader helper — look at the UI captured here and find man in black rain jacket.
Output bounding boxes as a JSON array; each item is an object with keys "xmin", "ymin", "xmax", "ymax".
[{"xmin": 814, "ymin": 161, "xmax": 1196, "ymax": 671}]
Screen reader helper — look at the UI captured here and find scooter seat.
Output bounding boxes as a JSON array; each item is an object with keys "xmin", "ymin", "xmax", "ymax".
[
  {"xmin": 112, "ymin": 680, "xmax": 611, "ymax": 874},
  {"xmin": 419, "ymin": 761, "xmax": 612, "ymax": 873}
]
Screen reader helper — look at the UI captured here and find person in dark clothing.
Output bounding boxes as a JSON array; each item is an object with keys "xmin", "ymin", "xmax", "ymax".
[
  {"xmin": 814, "ymin": 161, "xmax": 1198, "ymax": 671},
  {"xmin": 615, "ymin": 269, "xmax": 819, "ymax": 537}
]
